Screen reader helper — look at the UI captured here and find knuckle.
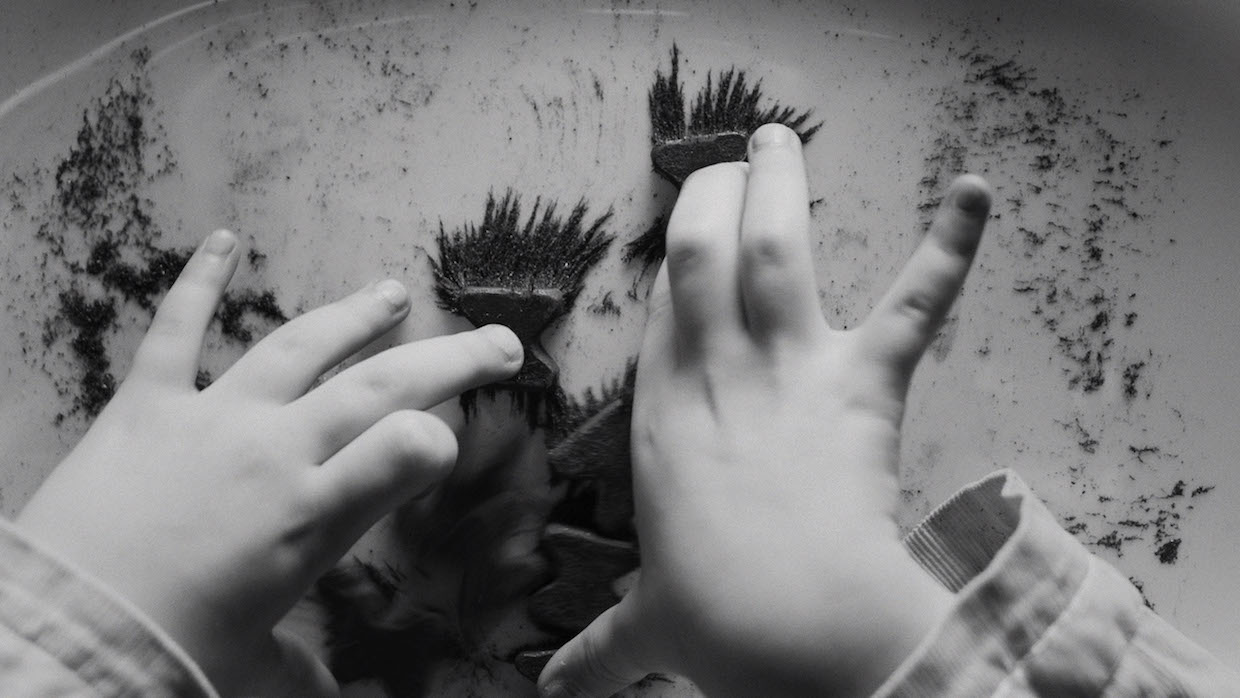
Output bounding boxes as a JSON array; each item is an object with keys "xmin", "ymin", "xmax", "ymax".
[
  {"xmin": 899, "ymin": 287, "xmax": 940, "ymax": 321},
  {"xmin": 263, "ymin": 322, "xmax": 317, "ymax": 359},
  {"xmin": 743, "ymin": 227, "xmax": 792, "ymax": 268},
  {"xmin": 387, "ymin": 410, "xmax": 457, "ymax": 467},
  {"xmin": 354, "ymin": 368, "xmax": 395, "ymax": 402},
  {"xmin": 664, "ymin": 227, "xmax": 718, "ymax": 273},
  {"xmin": 323, "ymin": 373, "xmax": 391, "ymax": 424}
]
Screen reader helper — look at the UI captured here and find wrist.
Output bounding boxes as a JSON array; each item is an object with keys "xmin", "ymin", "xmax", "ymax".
[
  {"xmin": 683, "ymin": 546, "xmax": 953, "ymax": 698},
  {"xmin": 855, "ymin": 555, "xmax": 954, "ymax": 693}
]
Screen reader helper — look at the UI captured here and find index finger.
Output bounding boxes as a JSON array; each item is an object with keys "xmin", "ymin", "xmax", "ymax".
[
  {"xmin": 287, "ymin": 325, "xmax": 524, "ymax": 461},
  {"xmin": 856, "ymin": 175, "xmax": 992, "ymax": 376},
  {"xmin": 129, "ymin": 230, "xmax": 240, "ymax": 387}
]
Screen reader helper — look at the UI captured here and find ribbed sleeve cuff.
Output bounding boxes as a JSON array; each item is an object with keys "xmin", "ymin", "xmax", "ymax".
[
  {"xmin": 0, "ymin": 517, "xmax": 217, "ymax": 697},
  {"xmin": 875, "ymin": 469, "xmax": 1139, "ymax": 696}
]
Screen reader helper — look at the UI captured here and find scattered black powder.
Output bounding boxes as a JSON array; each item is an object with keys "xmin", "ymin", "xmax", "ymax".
[
  {"xmin": 918, "ymin": 133, "xmax": 967, "ymax": 216},
  {"xmin": 27, "ymin": 50, "xmax": 287, "ymax": 419},
  {"xmin": 52, "ymin": 290, "xmax": 118, "ymax": 417},
  {"xmin": 921, "ymin": 45, "xmax": 1173, "ymax": 396},
  {"xmin": 1123, "ymin": 361, "xmax": 1148, "ymax": 401},
  {"xmin": 1156, "ymin": 538, "xmax": 1181, "ymax": 564},
  {"xmin": 86, "ymin": 239, "xmax": 193, "ymax": 310},
  {"xmin": 622, "ymin": 214, "xmax": 668, "ymax": 270},
  {"xmin": 1128, "ymin": 577, "xmax": 1156, "ymax": 610},
  {"xmin": 1063, "ymin": 474, "xmax": 1209, "ymax": 565},
  {"xmin": 1061, "ymin": 417, "xmax": 1099, "ymax": 454},
  {"xmin": 51, "ymin": 86, "xmax": 149, "ymax": 232},
  {"xmin": 586, "ymin": 290, "xmax": 622, "ymax": 317},
  {"xmin": 919, "ymin": 32, "xmax": 1215, "ymax": 569},
  {"xmin": 1096, "ymin": 533, "xmax": 1125, "ymax": 555},
  {"xmin": 967, "ymin": 56, "xmax": 1035, "ymax": 93},
  {"xmin": 217, "ymin": 289, "xmax": 288, "ymax": 343},
  {"xmin": 1094, "ymin": 530, "xmax": 1126, "ymax": 555}
]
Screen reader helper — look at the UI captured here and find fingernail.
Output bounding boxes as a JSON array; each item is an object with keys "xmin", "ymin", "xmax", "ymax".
[
  {"xmin": 540, "ymin": 680, "xmax": 569, "ymax": 698},
  {"xmin": 373, "ymin": 279, "xmax": 410, "ymax": 312},
  {"xmin": 750, "ymin": 123, "xmax": 792, "ymax": 151},
  {"xmin": 203, "ymin": 229, "xmax": 236, "ymax": 256},
  {"xmin": 481, "ymin": 324, "xmax": 524, "ymax": 364}
]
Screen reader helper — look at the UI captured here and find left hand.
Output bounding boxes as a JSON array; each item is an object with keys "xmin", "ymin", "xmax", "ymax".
[
  {"xmin": 16, "ymin": 229, "xmax": 524, "ymax": 695},
  {"xmin": 538, "ymin": 124, "xmax": 991, "ymax": 696}
]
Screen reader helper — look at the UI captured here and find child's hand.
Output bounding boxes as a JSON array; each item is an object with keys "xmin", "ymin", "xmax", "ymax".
[
  {"xmin": 15, "ymin": 230, "xmax": 524, "ymax": 695},
  {"xmin": 540, "ymin": 124, "xmax": 992, "ymax": 697}
]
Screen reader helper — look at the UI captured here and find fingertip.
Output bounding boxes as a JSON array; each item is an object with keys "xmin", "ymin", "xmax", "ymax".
[
  {"xmin": 537, "ymin": 658, "xmax": 581, "ymax": 698},
  {"xmin": 477, "ymin": 324, "xmax": 524, "ymax": 368},
  {"xmin": 931, "ymin": 175, "xmax": 991, "ymax": 259},
  {"xmin": 202, "ymin": 228, "xmax": 238, "ymax": 257},
  {"xmin": 130, "ymin": 229, "xmax": 241, "ymax": 384},
  {"xmin": 370, "ymin": 279, "xmax": 411, "ymax": 315},
  {"xmin": 189, "ymin": 228, "xmax": 242, "ymax": 293},
  {"xmin": 749, "ymin": 122, "xmax": 799, "ymax": 154},
  {"xmin": 948, "ymin": 174, "xmax": 992, "ymax": 218},
  {"xmin": 538, "ymin": 675, "xmax": 583, "ymax": 698}
]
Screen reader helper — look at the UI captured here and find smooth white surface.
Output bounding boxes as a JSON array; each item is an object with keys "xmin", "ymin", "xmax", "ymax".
[{"xmin": 1, "ymin": 0, "xmax": 1238, "ymax": 693}]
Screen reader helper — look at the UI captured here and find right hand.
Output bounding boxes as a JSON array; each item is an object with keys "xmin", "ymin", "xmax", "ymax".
[{"xmin": 16, "ymin": 230, "xmax": 524, "ymax": 695}]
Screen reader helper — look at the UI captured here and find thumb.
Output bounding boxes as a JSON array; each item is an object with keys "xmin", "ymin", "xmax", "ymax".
[{"xmin": 538, "ymin": 599, "xmax": 654, "ymax": 697}]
